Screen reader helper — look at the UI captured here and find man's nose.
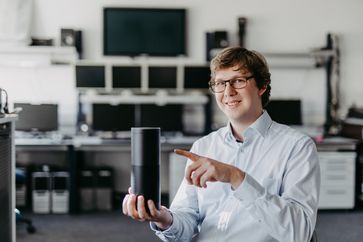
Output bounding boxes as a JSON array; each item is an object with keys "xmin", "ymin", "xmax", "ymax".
[{"xmin": 224, "ymin": 82, "xmax": 237, "ymax": 96}]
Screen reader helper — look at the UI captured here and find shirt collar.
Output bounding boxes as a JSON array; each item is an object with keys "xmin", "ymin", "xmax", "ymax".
[{"xmin": 223, "ymin": 111, "xmax": 273, "ymax": 142}]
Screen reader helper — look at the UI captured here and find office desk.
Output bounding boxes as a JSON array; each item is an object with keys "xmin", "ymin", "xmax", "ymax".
[
  {"xmin": 16, "ymin": 136, "xmax": 196, "ymax": 214},
  {"xmin": 16, "ymin": 135, "xmax": 358, "ymax": 212}
]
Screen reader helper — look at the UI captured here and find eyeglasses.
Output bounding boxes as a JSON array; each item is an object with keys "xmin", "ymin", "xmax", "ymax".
[{"xmin": 208, "ymin": 76, "xmax": 254, "ymax": 93}]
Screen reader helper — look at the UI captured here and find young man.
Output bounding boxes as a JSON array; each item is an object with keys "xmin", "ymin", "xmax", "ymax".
[{"xmin": 123, "ymin": 47, "xmax": 320, "ymax": 242}]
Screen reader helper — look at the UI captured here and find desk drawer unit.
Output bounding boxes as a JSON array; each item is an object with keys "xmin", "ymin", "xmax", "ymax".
[{"xmin": 318, "ymin": 152, "xmax": 356, "ymax": 209}]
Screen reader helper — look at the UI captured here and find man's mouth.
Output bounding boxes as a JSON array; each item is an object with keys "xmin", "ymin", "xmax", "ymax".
[{"xmin": 225, "ymin": 100, "xmax": 241, "ymax": 107}]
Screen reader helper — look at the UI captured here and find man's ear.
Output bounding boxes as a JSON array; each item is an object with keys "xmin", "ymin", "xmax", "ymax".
[{"xmin": 258, "ymin": 85, "xmax": 267, "ymax": 96}]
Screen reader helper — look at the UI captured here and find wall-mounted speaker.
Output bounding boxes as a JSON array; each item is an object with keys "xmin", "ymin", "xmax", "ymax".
[
  {"xmin": 206, "ymin": 31, "xmax": 229, "ymax": 61},
  {"xmin": 60, "ymin": 28, "xmax": 83, "ymax": 59}
]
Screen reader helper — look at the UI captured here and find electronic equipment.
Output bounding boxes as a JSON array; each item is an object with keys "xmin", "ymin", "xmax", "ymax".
[
  {"xmin": 61, "ymin": 28, "xmax": 83, "ymax": 58},
  {"xmin": 112, "ymin": 65, "xmax": 142, "ymax": 89},
  {"xmin": 92, "ymin": 104, "xmax": 135, "ymax": 132},
  {"xmin": 51, "ymin": 172, "xmax": 69, "ymax": 214},
  {"xmin": 103, "ymin": 8, "xmax": 186, "ymax": 56},
  {"xmin": 95, "ymin": 168, "xmax": 113, "ymax": 211},
  {"xmin": 140, "ymin": 104, "xmax": 183, "ymax": 134},
  {"xmin": 80, "ymin": 169, "xmax": 96, "ymax": 212},
  {"xmin": 206, "ymin": 31, "xmax": 229, "ymax": 61},
  {"xmin": 238, "ymin": 17, "xmax": 247, "ymax": 48},
  {"xmin": 183, "ymin": 65, "xmax": 210, "ymax": 89},
  {"xmin": 14, "ymin": 103, "xmax": 58, "ymax": 132},
  {"xmin": 148, "ymin": 66, "xmax": 177, "ymax": 89},
  {"xmin": 75, "ymin": 65, "xmax": 105, "ymax": 88},
  {"xmin": 265, "ymin": 99, "xmax": 302, "ymax": 125},
  {"xmin": 131, "ymin": 127, "xmax": 160, "ymax": 212},
  {"xmin": 32, "ymin": 172, "xmax": 51, "ymax": 214}
]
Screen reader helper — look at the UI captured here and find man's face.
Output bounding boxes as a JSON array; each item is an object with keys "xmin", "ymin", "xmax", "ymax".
[{"xmin": 213, "ymin": 66, "xmax": 266, "ymax": 125}]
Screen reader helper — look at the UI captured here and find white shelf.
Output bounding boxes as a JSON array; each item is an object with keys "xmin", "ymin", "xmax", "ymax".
[
  {"xmin": 0, "ymin": 46, "xmax": 78, "ymax": 67},
  {"xmin": 81, "ymin": 93, "xmax": 209, "ymax": 105}
]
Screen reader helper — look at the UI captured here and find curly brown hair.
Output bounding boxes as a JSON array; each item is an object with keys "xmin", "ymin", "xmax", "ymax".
[{"xmin": 210, "ymin": 47, "xmax": 271, "ymax": 108}]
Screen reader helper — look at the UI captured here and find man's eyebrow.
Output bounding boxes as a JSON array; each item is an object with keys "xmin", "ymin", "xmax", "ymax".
[{"xmin": 214, "ymin": 75, "xmax": 251, "ymax": 81}]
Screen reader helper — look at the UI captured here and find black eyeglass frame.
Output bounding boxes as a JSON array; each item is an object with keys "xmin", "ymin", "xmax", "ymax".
[{"xmin": 208, "ymin": 76, "xmax": 254, "ymax": 93}]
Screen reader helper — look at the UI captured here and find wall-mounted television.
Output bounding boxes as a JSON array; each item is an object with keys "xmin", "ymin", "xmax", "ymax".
[{"xmin": 103, "ymin": 8, "xmax": 186, "ymax": 57}]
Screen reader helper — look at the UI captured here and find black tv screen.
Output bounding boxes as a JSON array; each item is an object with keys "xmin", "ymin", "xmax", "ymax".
[
  {"xmin": 184, "ymin": 65, "xmax": 210, "ymax": 89},
  {"xmin": 14, "ymin": 103, "xmax": 58, "ymax": 131},
  {"xmin": 103, "ymin": 8, "xmax": 186, "ymax": 56},
  {"xmin": 76, "ymin": 65, "xmax": 105, "ymax": 88},
  {"xmin": 148, "ymin": 66, "xmax": 177, "ymax": 88},
  {"xmin": 112, "ymin": 66, "xmax": 141, "ymax": 88},
  {"xmin": 140, "ymin": 104, "xmax": 183, "ymax": 133},
  {"xmin": 92, "ymin": 104, "xmax": 135, "ymax": 132},
  {"xmin": 265, "ymin": 99, "xmax": 302, "ymax": 125}
]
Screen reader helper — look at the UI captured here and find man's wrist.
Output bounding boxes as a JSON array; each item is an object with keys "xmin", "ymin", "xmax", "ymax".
[
  {"xmin": 231, "ymin": 169, "xmax": 245, "ymax": 190},
  {"xmin": 155, "ymin": 210, "xmax": 173, "ymax": 231}
]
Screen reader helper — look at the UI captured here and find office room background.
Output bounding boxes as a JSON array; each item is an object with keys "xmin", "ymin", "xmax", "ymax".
[
  {"xmin": 1, "ymin": 0, "xmax": 363, "ymax": 241},
  {"xmin": 1, "ymin": 0, "xmax": 363, "ymax": 130}
]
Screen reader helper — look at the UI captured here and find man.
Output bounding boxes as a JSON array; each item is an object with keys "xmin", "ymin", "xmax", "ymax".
[{"xmin": 123, "ymin": 47, "xmax": 320, "ymax": 242}]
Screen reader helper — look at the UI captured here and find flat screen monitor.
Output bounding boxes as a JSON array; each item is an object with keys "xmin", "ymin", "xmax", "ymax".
[
  {"xmin": 14, "ymin": 103, "xmax": 58, "ymax": 132},
  {"xmin": 76, "ymin": 65, "xmax": 105, "ymax": 88},
  {"xmin": 92, "ymin": 104, "xmax": 135, "ymax": 132},
  {"xmin": 140, "ymin": 104, "xmax": 183, "ymax": 133},
  {"xmin": 265, "ymin": 99, "xmax": 302, "ymax": 125},
  {"xmin": 148, "ymin": 66, "xmax": 177, "ymax": 88},
  {"xmin": 112, "ymin": 66, "xmax": 141, "ymax": 88},
  {"xmin": 184, "ymin": 65, "xmax": 210, "ymax": 89},
  {"xmin": 103, "ymin": 8, "xmax": 186, "ymax": 57}
]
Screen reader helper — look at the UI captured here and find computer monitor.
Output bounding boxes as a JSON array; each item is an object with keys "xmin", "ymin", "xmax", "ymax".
[
  {"xmin": 92, "ymin": 104, "xmax": 135, "ymax": 132},
  {"xmin": 265, "ymin": 99, "xmax": 302, "ymax": 125},
  {"xmin": 148, "ymin": 66, "xmax": 177, "ymax": 89},
  {"xmin": 75, "ymin": 65, "xmax": 106, "ymax": 88},
  {"xmin": 112, "ymin": 66, "xmax": 141, "ymax": 89},
  {"xmin": 140, "ymin": 104, "xmax": 183, "ymax": 133},
  {"xmin": 14, "ymin": 103, "xmax": 58, "ymax": 132},
  {"xmin": 184, "ymin": 65, "xmax": 210, "ymax": 89}
]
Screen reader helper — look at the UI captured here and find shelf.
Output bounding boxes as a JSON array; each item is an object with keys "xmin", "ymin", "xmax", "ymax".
[
  {"xmin": 0, "ymin": 46, "xmax": 78, "ymax": 67},
  {"xmin": 80, "ymin": 93, "xmax": 209, "ymax": 105}
]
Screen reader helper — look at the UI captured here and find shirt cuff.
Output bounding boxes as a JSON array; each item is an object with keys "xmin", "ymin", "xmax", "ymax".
[
  {"xmin": 150, "ymin": 212, "xmax": 179, "ymax": 241},
  {"xmin": 233, "ymin": 173, "xmax": 265, "ymax": 206}
]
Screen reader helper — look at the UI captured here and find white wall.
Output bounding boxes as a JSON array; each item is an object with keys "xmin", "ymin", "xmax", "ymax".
[{"xmin": 1, "ymin": 0, "xmax": 363, "ymax": 129}]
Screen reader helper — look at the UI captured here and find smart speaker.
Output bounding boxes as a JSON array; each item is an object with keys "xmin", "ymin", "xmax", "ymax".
[{"xmin": 131, "ymin": 127, "xmax": 160, "ymax": 212}]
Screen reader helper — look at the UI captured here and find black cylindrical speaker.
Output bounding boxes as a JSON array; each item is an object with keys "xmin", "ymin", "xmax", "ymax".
[{"xmin": 131, "ymin": 127, "xmax": 160, "ymax": 211}]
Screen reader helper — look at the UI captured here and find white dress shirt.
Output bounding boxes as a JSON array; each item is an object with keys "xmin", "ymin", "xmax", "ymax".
[{"xmin": 151, "ymin": 111, "xmax": 320, "ymax": 242}]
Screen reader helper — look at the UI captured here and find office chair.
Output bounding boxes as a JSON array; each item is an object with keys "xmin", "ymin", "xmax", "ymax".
[
  {"xmin": 15, "ymin": 208, "xmax": 36, "ymax": 233},
  {"xmin": 15, "ymin": 168, "xmax": 36, "ymax": 234}
]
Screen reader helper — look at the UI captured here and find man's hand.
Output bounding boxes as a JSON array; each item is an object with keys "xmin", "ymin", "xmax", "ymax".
[
  {"xmin": 174, "ymin": 149, "xmax": 245, "ymax": 189},
  {"xmin": 122, "ymin": 187, "xmax": 173, "ymax": 230}
]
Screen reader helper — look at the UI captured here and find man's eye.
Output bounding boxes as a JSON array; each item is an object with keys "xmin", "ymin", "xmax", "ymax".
[
  {"xmin": 215, "ymin": 82, "xmax": 224, "ymax": 86},
  {"xmin": 234, "ymin": 79, "xmax": 245, "ymax": 83}
]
